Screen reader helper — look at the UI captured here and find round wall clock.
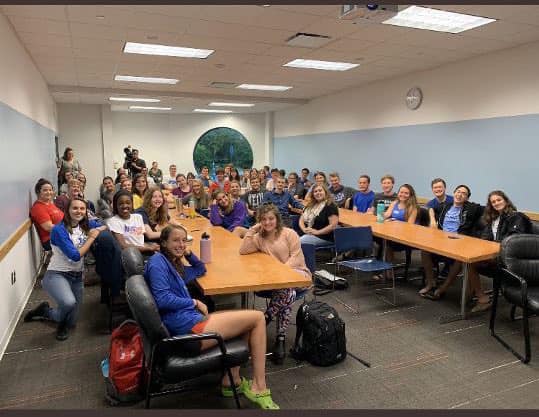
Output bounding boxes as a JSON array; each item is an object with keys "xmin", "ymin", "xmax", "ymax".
[{"xmin": 405, "ymin": 87, "xmax": 423, "ymax": 110}]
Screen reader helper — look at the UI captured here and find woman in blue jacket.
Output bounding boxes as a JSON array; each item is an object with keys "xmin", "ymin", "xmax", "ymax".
[
  {"xmin": 144, "ymin": 224, "xmax": 279, "ymax": 409},
  {"xmin": 24, "ymin": 198, "xmax": 106, "ymax": 340}
]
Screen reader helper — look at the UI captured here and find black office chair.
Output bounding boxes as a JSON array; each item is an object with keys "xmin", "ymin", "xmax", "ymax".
[
  {"xmin": 126, "ymin": 275, "xmax": 250, "ymax": 408},
  {"xmin": 489, "ymin": 234, "xmax": 539, "ymax": 363}
]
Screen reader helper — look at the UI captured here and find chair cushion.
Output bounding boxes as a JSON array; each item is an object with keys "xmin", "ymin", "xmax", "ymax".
[
  {"xmin": 503, "ymin": 285, "xmax": 539, "ymax": 312},
  {"xmin": 340, "ymin": 259, "xmax": 392, "ymax": 272},
  {"xmin": 156, "ymin": 337, "xmax": 249, "ymax": 384}
]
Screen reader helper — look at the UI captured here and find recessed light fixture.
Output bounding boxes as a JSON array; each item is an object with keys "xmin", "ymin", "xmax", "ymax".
[
  {"xmin": 382, "ymin": 6, "xmax": 496, "ymax": 33},
  {"xmin": 129, "ymin": 106, "xmax": 172, "ymax": 111},
  {"xmin": 109, "ymin": 97, "xmax": 161, "ymax": 103},
  {"xmin": 236, "ymin": 84, "xmax": 292, "ymax": 92},
  {"xmin": 284, "ymin": 59, "xmax": 359, "ymax": 71},
  {"xmin": 193, "ymin": 109, "xmax": 233, "ymax": 114},
  {"xmin": 114, "ymin": 75, "xmax": 179, "ymax": 84},
  {"xmin": 209, "ymin": 102, "xmax": 255, "ymax": 108},
  {"xmin": 95, "ymin": 15, "xmax": 105, "ymax": 20},
  {"xmin": 123, "ymin": 42, "xmax": 214, "ymax": 59}
]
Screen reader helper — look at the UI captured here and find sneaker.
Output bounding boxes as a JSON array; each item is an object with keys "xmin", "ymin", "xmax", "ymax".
[
  {"xmin": 56, "ymin": 321, "xmax": 69, "ymax": 341},
  {"xmin": 271, "ymin": 335, "xmax": 286, "ymax": 365},
  {"xmin": 243, "ymin": 381, "xmax": 280, "ymax": 410},
  {"xmin": 221, "ymin": 377, "xmax": 249, "ymax": 398},
  {"xmin": 24, "ymin": 302, "xmax": 50, "ymax": 322}
]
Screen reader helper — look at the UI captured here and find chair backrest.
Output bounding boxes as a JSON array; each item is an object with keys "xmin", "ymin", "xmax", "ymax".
[
  {"xmin": 125, "ymin": 275, "xmax": 170, "ymax": 357},
  {"xmin": 500, "ymin": 234, "xmax": 539, "ymax": 286},
  {"xmin": 531, "ymin": 222, "xmax": 539, "ymax": 236},
  {"xmin": 121, "ymin": 247, "xmax": 145, "ymax": 278},
  {"xmin": 334, "ymin": 226, "xmax": 373, "ymax": 254},
  {"xmin": 417, "ymin": 206, "xmax": 430, "ymax": 227},
  {"xmin": 301, "ymin": 243, "xmax": 316, "ymax": 275}
]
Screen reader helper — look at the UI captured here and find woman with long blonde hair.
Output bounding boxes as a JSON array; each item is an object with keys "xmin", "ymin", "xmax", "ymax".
[
  {"xmin": 135, "ymin": 186, "xmax": 169, "ymax": 242},
  {"xmin": 299, "ymin": 184, "xmax": 339, "ymax": 247}
]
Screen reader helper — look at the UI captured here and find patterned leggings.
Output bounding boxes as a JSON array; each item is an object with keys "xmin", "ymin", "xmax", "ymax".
[{"xmin": 266, "ymin": 288, "xmax": 296, "ymax": 336}]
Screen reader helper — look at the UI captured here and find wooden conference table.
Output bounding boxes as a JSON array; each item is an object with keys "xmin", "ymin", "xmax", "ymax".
[
  {"xmin": 338, "ymin": 209, "xmax": 500, "ymax": 320},
  {"xmin": 169, "ymin": 211, "xmax": 311, "ymax": 304}
]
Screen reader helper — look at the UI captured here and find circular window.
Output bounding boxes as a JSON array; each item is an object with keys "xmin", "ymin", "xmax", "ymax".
[{"xmin": 193, "ymin": 127, "xmax": 253, "ymax": 174}]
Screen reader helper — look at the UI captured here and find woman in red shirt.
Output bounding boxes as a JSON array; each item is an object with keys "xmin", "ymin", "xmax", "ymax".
[{"xmin": 30, "ymin": 178, "xmax": 64, "ymax": 251}]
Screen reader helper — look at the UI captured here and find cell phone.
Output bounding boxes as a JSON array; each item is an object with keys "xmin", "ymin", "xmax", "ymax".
[{"xmin": 448, "ymin": 235, "xmax": 460, "ymax": 239}]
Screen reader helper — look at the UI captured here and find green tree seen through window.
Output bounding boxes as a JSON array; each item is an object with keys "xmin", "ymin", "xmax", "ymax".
[{"xmin": 193, "ymin": 127, "xmax": 253, "ymax": 174}]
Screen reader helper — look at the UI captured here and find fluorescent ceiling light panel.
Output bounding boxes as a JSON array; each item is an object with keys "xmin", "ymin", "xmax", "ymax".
[
  {"xmin": 382, "ymin": 6, "xmax": 496, "ymax": 34},
  {"xmin": 115, "ymin": 75, "xmax": 178, "ymax": 84},
  {"xmin": 129, "ymin": 106, "xmax": 172, "ymax": 110},
  {"xmin": 109, "ymin": 97, "xmax": 160, "ymax": 102},
  {"xmin": 284, "ymin": 59, "xmax": 359, "ymax": 71},
  {"xmin": 194, "ymin": 109, "xmax": 233, "ymax": 114},
  {"xmin": 209, "ymin": 102, "xmax": 255, "ymax": 107},
  {"xmin": 236, "ymin": 84, "xmax": 292, "ymax": 91},
  {"xmin": 124, "ymin": 42, "xmax": 214, "ymax": 58}
]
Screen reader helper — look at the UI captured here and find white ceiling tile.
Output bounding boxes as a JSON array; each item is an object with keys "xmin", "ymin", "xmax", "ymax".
[
  {"xmin": 7, "ymin": 16, "xmax": 70, "ymax": 36},
  {"xmin": 17, "ymin": 32, "xmax": 72, "ymax": 48},
  {"xmin": 128, "ymin": 5, "xmax": 205, "ymax": 19},
  {"xmin": 324, "ymin": 37, "xmax": 379, "ymax": 53},
  {"xmin": 1, "ymin": 5, "xmax": 67, "ymax": 21},
  {"xmin": 250, "ymin": 8, "xmax": 321, "ymax": 31},
  {"xmin": 125, "ymin": 29, "xmax": 181, "ymax": 45},
  {"xmin": 271, "ymin": 5, "xmax": 338, "ymax": 17},
  {"xmin": 129, "ymin": 12, "xmax": 190, "ymax": 34},
  {"xmin": 71, "ymin": 37, "xmax": 124, "ymax": 54},
  {"xmin": 299, "ymin": 16, "xmax": 365, "ymax": 39},
  {"xmin": 66, "ymin": 5, "xmax": 134, "ymax": 26},
  {"xmin": 69, "ymin": 22, "xmax": 128, "ymax": 41},
  {"xmin": 346, "ymin": 21, "xmax": 413, "ymax": 42},
  {"xmin": 264, "ymin": 45, "xmax": 311, "ymax": 58}
]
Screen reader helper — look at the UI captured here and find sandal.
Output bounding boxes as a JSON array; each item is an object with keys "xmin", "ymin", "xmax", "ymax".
[
  {"xmin": 471, "ymin": 300, "xmax": 492, "ymax": 313},
  {"xmin": 243, "ymin": 381, "xmax": 280, "ymax": 410},
  {"xmin": 221, "ymin": 377, "xmax": 249, "ymax": 398},
  {"xmin": 423, "ymin": 289, "xmax": 445, "ymax": 301},
  {"xmin": 419, "ymin": 286, "xmax": 435, "ymax": 296}
]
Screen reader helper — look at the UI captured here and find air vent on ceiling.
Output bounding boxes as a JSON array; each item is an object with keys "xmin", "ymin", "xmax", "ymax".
[
  {"xmin": 209, "ymin": 81, "xmax": 238, "ymax": 89},
  {"xmin": 286, "ymin": 33, "xmax": 332, "ymax": 48}
]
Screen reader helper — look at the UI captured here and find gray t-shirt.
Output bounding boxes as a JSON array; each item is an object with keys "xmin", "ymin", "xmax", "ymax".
[{"xmin": 371, "ymin": 192, "xmax": 397, "ymax": 211}]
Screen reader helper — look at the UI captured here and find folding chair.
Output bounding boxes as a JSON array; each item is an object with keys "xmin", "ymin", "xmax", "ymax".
[{"xmin": 334, "ymin": 226, "xmax": 396, "ymax": 305}]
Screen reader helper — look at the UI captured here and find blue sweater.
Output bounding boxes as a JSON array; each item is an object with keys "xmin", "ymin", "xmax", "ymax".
[
  {"xmin": 144, "ymin": 252, "xmax": 207, "ymax": 336},
  {"xmin": 209, "ymin": 201, "xmax": 247, "ymax": 231}
]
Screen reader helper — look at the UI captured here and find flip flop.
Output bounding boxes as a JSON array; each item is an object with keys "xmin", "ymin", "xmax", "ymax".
[{"xmin": 423, "ymin": 289, "xmax": 445, "ymax": 301}]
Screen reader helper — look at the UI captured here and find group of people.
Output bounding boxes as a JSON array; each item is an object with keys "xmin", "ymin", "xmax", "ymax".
[{"xmin": 26, "ymin": 145, "xmax": 534, "ymax": 409}]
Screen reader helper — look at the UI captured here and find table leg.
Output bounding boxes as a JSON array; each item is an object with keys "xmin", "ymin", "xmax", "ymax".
[
  {"xmin": 241, "ymin": 292, "xmax": 248, "ymax": 309},
  {"xmin": 439, "ymin": 262, "xmax": 470, "ymax": 324}
]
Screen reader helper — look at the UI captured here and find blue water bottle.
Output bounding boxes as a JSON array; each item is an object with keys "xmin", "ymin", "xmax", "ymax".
[{"xmin": 376, "ymin": 202, "xmax": 385, "ymax": 223}]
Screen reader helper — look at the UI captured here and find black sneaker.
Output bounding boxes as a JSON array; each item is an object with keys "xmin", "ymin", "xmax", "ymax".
[
  {"xmin": 271, "ymin": 335, "xmax": 286, "ymax": 365},
  {"xmin": 56, "ymin": 321, "xmax": 69, "ymax": 341},
  {"xmin": 24, "ymin": 302, "xmax": 50, "ymax": 322}
]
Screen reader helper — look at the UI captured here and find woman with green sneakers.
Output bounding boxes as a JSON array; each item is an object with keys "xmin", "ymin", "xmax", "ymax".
[{"xmin": 144, "ymin": 224, "xmax": 279, "ymax": 409}]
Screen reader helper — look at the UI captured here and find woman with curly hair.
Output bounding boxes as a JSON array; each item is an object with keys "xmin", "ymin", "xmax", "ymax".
[{"xmin": 135, "ymin": 186, "xmax": 169, "ymax": 242}]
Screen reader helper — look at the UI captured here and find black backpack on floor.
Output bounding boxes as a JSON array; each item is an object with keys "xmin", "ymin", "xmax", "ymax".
[{"xmin": 290, "ymin": 301, "xmax": 347, "ymax": 366}]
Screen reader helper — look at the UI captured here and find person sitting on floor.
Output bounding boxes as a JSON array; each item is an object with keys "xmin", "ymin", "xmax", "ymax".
[
  {"xmin": 239, "ymin": 204, "xmax": 311, "ymax": 365},
  {"xmin": 210, "ymin": 191, "xmax": 248, "ymax": 238},
  {"xmin": 135, "ymin": 186, "xmax": 169, "ymax": 243},
  {"xmin": 466, "ymin": 190, "xmax": 532, "ymax": 312},
  {"xmin": 419, "ymin": 185, "xmax": 483, "ymax": 300},
  {"xmin": 299, "ymin": 184, "xmax": 339, "ymax": 247},
  {"xmin": 30, "ymin": 178, "xmax": 65, "ymax": 251},
  {"xmin": 24, "ymin": 198, "xmax": 106, "ymax": 341},
  {"xmin": 145, "ymin": 224, "xmax": 279, "ymax": 409}
]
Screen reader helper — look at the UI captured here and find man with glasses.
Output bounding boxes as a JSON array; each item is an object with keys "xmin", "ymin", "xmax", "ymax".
[{"xmin": 419, "ymin": 184, "xmax": 483, "ymax": 299}]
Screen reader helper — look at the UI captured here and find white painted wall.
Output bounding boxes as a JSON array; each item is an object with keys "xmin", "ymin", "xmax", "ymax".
[
  {"xmin": 275, "ymin": 40, "xmax": 539, "ymax": 138},
  {"xmin": 0, "ymin": 14, "xmax": 57, "ymax": 359},
  {"xmin": 56, "ymin": 105, "xmax": 268, "ymax": 202}
]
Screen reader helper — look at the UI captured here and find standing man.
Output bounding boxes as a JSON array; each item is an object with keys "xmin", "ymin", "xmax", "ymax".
[
  {"xmin": 368, "ymin": 174, "xmax": 397, "ymax": 213},
  {"xmin": 124, "ymin": 149, "xmax": 146, "ymax": 178},
  {"xmin": 328, "ymin": 172, "xmax": 356, "ymax": 209},
  {"xmin": 352, "ymin": 175, "xmax": 375, "ymax": 213},
  {"xmin": 426, "ymin": 178, "xmax": 454, "ymax": 210}
]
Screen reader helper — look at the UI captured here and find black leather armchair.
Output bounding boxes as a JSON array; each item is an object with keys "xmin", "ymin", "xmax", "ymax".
[
  {"xmin": 489, "ymin": 234, "xmax": 539, "ymax": 363},
  {"xmin": 125, "ymin": 275, "xmax": 250, "ymax": 408}
]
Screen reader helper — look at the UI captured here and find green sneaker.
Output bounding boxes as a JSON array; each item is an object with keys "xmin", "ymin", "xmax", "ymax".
[
  {"xmin": 221, "ymin": 377, "xmax": 249, "ymax": 398},
  {"xmin": 243, "ymin": 382, "xmax": 280, "ymax": 410}
]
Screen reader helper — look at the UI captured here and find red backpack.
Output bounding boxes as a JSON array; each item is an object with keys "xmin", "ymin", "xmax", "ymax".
[{"xmin": 104, "ymin": 320, "xmax": 145, "ymax": 405}]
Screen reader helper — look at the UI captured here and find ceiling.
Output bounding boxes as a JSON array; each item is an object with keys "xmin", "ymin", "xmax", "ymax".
[{"xmin": 3, "ymin": 4, "xmax": 539, "ymax": 114}]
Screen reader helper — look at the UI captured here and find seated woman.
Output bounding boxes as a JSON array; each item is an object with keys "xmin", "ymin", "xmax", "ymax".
[
  {"xmin": 299, "ymin": 184, "xmax": 338, "ymax": 247},
  {"xmin": 383, "ymin": 184, "xmax": 418, "ymax": 265},
  {"xmin": 133, "ymin": 174, "xmax": 149, "ymax": 210},
  {"xmin": 172, "ymin": 174, "xmax": 192, "ymax": 199},
  {"xmin": 120, "ymin": 178, "xmax": 132, "ymax": 193},
  {"xmin": 145, "ymin": 224, "xmax": 279, "ymax": 409},
  {"xmin": 183, "ymin": 179, "xmax": 210, "ymax": 214},
  {"xmin": 30, "ymin": 178, "xmax": 64, "ymax": 251},
  {"xmin": 25, "ymin": 198, "xmax": 105, "ymax": 340},
  {"xmin": 239, "ymin": 204, "xmax": 311, "ymax": 364},
  {"xmin": 186, "ymin": 172, "xmax": 196, "ymax": 188},
  {"xmin": 135, "ymin": 186, "xmax": 169, "ymax": 242},
  {"xmin": 106, "ymin": 190, "xmax": 159, "ymax": 302},
  {"xmin": 210, "ymin": 191, "xmax": 248, "ymax": 238},
  {"xmin": 466, "ymin": 190, "xmax": 532, "ymax": 312},
  {"xmin": 304, "ymin": 171, "xmax": 328, "ymax": 202}
]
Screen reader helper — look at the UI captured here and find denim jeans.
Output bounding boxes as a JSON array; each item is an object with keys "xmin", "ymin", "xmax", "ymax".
[
  {"xmin": 41, "ymin": 270, "xmax": 83, "ymax": 327},
  {"xmin": 300, "ymin": 234, "xmax": 334, "ymax": 247}
]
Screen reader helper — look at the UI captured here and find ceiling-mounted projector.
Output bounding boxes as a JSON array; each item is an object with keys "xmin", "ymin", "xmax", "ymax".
[{"xmin": 340, "ymin": 4, "xmax": 401, "ymax": 23}]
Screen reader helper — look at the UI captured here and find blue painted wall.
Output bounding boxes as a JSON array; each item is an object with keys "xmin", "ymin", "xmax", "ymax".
[
  {"xmin": 0, "ymin": 101, "xmax": 56, "ymax": 244},
  {"xmin": 274, "ymin": 114, "xmax": 538, "ymax": 211}
]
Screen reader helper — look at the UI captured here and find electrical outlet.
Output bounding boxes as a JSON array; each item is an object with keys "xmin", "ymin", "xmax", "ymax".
[
  {"xmin": 10, "ymin": 271, "xmax": 14, "ymax": 285},
  {"xmin": 13, "ymin": 271, "xmax": 16, "ymax": 284}
]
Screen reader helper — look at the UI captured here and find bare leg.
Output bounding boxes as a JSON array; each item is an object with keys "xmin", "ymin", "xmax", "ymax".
[
  {"xmin": 200, "ymin": 310, "xmax": 268, "ymax": 393},
  {"xmin": 419, "ymin": 251, "xmax": 435, "ymax": 294},
  {"xmin": 437, "ymin": 261, "xmax": 462, "ymax": 295},
  {"xmin": 468, "ymin": 264, "xmax": 489, "ymax": 304}
]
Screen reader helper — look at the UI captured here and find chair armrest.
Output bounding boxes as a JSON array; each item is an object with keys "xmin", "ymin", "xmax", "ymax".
[
  {"xmin": 501, "ymin": 267, "xmax": 528, "ymax": 307},
  {"xmin": 154, "ymin": 332, "xmax": 228, "ymax": 357}
]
